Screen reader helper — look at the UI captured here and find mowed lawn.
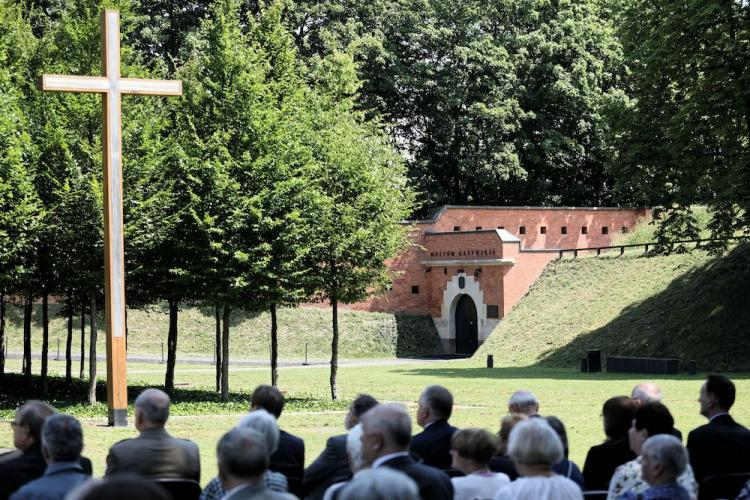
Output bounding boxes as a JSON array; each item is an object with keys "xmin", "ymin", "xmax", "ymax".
[{"xmin": 2, "ymin": 358, "xmax": 748, "ymax": 487}]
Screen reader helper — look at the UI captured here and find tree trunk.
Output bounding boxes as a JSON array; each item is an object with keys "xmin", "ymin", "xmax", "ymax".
[
  {"xmin": 0, "ymin": 294, "xmax": 5, "ymax": 378},
  {"xmin": 23, "ymin": 293, "xmax": 32, "ymax": 386},
  {"xmin": 221, "ymin": 305, "xmax": 230, "ymax": 401},
  {"xmin": 270, "ymin": 303, "xmax": 278, "ymax": 388},
  {"xmin": 79, "ymin": 306, "xmax": 85, "ymax": 379},
  {"xmin": 329, "ymin": 293, "xmax": 339, "ymax": 400},
  {"xmin": 41, "ymin": 293, "xmax": 49, "ymax": 396},
  {"xmin": 88, "ymin": 293, "xmax": 98, "ymax": 404},
  {"xmin": 65, "ymin": 298, "xmax": 73, "ymax": 384},
  {"xmin": 215, "ymin": 306, "xmax": 221, "ymax": 393},
  {"xmin": 164, "ymin": 300, "xmax": 178, "ymax": 394}
]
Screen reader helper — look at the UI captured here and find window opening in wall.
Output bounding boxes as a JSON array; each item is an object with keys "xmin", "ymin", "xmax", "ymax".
[
  {"xmin": 540, "ymin": 226, "xmax": 547, "ymax": 234},
  {"xmin": 487, "ymin": 305, "xmax": 499, "ymax": 319},
  {"xmin": 581, "ymin": 226, "xmax": 588, "ymax": 235},
  {"xmin": 475, "ymin": 226, "xmax": 482, "ymax": 230},
  {"xmin": 497, "ymin": 226, "xmax": 504, "ymax": 230},
  {"xmin": 602, "ymin": 226, "xmax": 609, "ymax": 235},
  {"xmin": 411, "ymin": 285, "xmax": 419, "ymax": 294},
  {"xmin": 453, "ymin": 226, "xmax": 460, "ymax": 232},
  {"xmin": 519, "ymin": 226, "xmax": 526, "ymax": 234},
  {"xmin": 444, "ymin": 268, "xmax": 447, "ymax": 274},
  {"xmin": 561, "ymin": 226, "xmax": 567, "ymax": 235},
  {"xmin": 622, "ymin": 226, "xmax": 629, "ymax": 233}
]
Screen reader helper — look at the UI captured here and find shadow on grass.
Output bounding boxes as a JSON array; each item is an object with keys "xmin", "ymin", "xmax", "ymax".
[{"xmin": 531, "ymin": 244, "xmax": 750, "ymax": 372}]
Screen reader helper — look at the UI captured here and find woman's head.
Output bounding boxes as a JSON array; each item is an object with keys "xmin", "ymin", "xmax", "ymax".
[
  {"xmin": 450, "ymin": 428, "xmax": 500, "ymax": 472},
  {"xmin": 602, "ymin": 396, "xmax": 637, "ymax": 440},
  {"xmin": 498, "ymin": 413, "xmax": 527, "ymax": 454},
  {"xmin": 237, "ymin": 409, "xmax": 280, "ymax": 455},
  {"xmin": 507, "ymin": 418, "xmax": 564, "ymax": 470},
  {"xmin": 628, "ymin": 402, "xmax": 674, "ymax": 455}
]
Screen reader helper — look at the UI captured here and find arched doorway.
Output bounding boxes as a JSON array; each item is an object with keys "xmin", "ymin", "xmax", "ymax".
[{"xmin": 455, "ymin": 295, "xmax": 478, "ymax": 354}]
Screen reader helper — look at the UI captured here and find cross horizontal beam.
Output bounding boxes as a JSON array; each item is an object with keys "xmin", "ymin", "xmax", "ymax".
[{"xmin": 39, "ymin": 75, "xmax": 182, "ymax": 96}]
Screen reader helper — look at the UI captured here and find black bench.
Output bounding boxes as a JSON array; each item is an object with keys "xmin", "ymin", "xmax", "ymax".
[{"xmin": 606, "ymin": 356, "xmax": 679, "ymax": 374}]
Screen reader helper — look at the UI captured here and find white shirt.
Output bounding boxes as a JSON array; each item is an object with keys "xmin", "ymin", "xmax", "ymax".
[
  {"xmin": 492, "ymin": 475, "xmax": 583, "ymax": 500},
  {"xmin": 372, "ymin": 451, "xmax": 411, "ymax": 469},
  {"xmin": 452, "ymin": 470, "xmax": 510, "ymax": 500}
]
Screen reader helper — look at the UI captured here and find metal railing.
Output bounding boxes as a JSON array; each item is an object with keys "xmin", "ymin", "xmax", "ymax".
[{"xmin": 557, "ymin": 236, "xmax": 749, "ymax": 259}]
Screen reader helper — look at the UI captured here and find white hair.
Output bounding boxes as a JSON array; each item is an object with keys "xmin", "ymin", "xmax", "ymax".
[
  {"xmin": 237, "ymin": 409, "xmax": 280, "ymax": 455},
  {"xmin": 642, "ymin": 434, "xmax": 688, "ymax": 480},
  {"xmin": 507, "ymin": 418, "xmax": 563, "ymax": 466},
  {"xmin": 338, "ymin": 468, "xmax": 419, "ymax": 500},
  {"xmin": 509, "ymin": 390, "xmax": 539, "ymax": 412},
  {"xmin": 631, "ymin": 382, "xmax": 663, "ymax": 404},
  {"xmin": 347, "ymin": 424, "xmax": 366, "ymax": 473}
]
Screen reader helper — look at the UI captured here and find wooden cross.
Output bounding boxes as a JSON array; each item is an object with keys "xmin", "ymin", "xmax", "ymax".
[{"xmin": 39, "ymin": 10, "xmax": 182, "ymax": 426}]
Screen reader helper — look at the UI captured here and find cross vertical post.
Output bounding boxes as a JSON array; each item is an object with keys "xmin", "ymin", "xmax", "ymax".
[{"xmin": 39, "ymin": 9, "xmax": 182, "ymax": 426}]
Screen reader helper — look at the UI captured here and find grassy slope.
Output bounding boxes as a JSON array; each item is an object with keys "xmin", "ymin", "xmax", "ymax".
[
  {"xmin": 476, "ymin": 244, "xmax": 750, "ymax": 371},
  {"xmin": 1, "ymin": 305, "xmax": 440, "ymax": 361}
]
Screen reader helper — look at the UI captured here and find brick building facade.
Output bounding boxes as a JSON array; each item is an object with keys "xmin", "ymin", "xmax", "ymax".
[{"xmin": 347, "ymin": 205, "xmax": 650, "ymax": 354}]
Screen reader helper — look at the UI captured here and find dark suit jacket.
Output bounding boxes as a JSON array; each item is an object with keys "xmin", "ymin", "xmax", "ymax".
[
  {"xmin": 410, "ymin": 419, "xmax": 458, "ymax": 470},
  {"xmin": 303, "ymin": 434, "xmax": 349, "ymax": 500},
  {"xmin": 582, "ymin": 437, "xmax": 636, "ymax": 490},
  {"xmin": 381, "ymin": 455, "xmax": 453, "ymax": 500},
  {"xmin": 687, "ymin": 414, "xmax": 750, "ymax": 484},
  {"xmin": 0, "ymin": 443, "xmax": 92, "ymax": 500},
  {"xmin": 105, "ymin": 427, "xmax": 200, "ymax": 481},
  {"xmin": 271, "ymin": 429, "xmax": 305, "ymax": 497}
]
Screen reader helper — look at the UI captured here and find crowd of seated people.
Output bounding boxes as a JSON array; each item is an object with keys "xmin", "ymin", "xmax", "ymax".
[{"xmin": 2, "ymin": 374, "xmax": 750, "ymax": 500}]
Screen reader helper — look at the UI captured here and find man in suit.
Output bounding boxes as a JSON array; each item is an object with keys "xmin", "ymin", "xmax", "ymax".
[
  {"xmin": 105, "ymin": 388, "xmax": 200, "ymax": 481},
  {"xmin": 217, "ymin": 427, "xmax": 295, "ymax": 500},
  {"xmin": 0, "ymin": 401, "xmax": 92, "ymax": 499},
  {"xmin": 303, "ymin": 394, "xmax": 379, "ymax": 499},
  {"xmin": 410, "ymin": 385, "xmax": 458, "ymax": 469},
  {"xmin": 10, "ymin": 414, "xmax": 88, "ymax": 500},
  {"xmin": 250, "ymin": 385, "xmax": 305, "ymax": 497},
  {"xmin": 687, "ymin": 374, "xmax": 750, "ymax": 486},
  {"xmin": 360, "ymin": 403, "xmax": 453, "ymax": 500}
]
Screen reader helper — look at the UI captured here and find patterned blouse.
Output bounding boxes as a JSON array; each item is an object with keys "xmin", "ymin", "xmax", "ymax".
[
  {"xmin": 618, "ymin": 481, "xmax": 691, "ymax": 500},
  {"xmin": 606, "ymin": 457, "xmax": 698, "ymax": 500},
  {"xmin": 200, "ymin": 471, "xmax": 288, "ymax": 500}
]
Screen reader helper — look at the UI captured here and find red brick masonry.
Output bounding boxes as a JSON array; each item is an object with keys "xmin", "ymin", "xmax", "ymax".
[{"xmin": 343, "ymin": 206, "xmax": 650, "ymax": 352}]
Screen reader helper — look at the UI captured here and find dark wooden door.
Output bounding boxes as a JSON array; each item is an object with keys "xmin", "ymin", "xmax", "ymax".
[{"xmin": 455, "ymin": 295, "xmax": 478, "ymax": 354}]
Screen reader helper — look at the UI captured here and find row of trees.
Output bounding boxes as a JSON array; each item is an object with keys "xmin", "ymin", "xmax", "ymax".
[{"xmin": 0, "ymin": 0, "xmax": 414, "ymax": 401}]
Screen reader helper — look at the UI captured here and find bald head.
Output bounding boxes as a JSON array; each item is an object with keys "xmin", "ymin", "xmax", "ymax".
[
  {"xmin": 632, "ymin": 382, "xmax": 663, "ymax": 406},
  {"xmin": 135, "ymin": 389, "xmax": 170, "ymax": 429}
]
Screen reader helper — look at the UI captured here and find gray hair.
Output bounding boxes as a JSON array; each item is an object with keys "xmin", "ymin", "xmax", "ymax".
[
  {"xmin": 338, "ymin": 468, "xmax": 419, "ymax": 500},
  {"xmin": 360, "ymin": 403, "xmax": 412, "ymax": 448},
  {"xmin": 237, "ymin": 409, "xmax": 280, "ymax": 455},
  {"xmin": 347, "ymin": 424, "xmax": 366, "ymax": 473},
  {"xmin": 509, "ymin": 390, "xmax": 539, "ymax": 412},
  {"xmin": 42, "ymin": 414, "xmax": 83, "ymax": 462},
  {"xmin": 217, "ymin": 427, "xmax": 269, "ymax": 479},
  {"xmin": 632, "ymin": 382, "xmax": 663, "ymax": 404},
  {"xmin": 420, "ymin": 385, "xmax": 453, "ymax": 420},
  {"xmin": 507, "ymin": 418, "xmax": 563, "ymax": 466},
  {"xmin": 642, "ymin": 434, "xmax": 688, "ymax": 480},
  {"xmin": 134, "ymin": 389, "xmax": 170, "ymax": 426}
]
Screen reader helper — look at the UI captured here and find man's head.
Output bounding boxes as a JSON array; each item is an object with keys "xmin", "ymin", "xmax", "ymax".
[
  {"xmin": 12, "ymin": 400, "xmax": 57, "ymax": 451},
  {"xmin": 338, "ymin": 467, "xmax": 419, "ymax": 500},
  {"xmin": 631, "ymin": 382, "xmax": 663, "ymax": 406},
  {"xmin": 628, "ymin": 402, "xmax": 674, "ymax": 455},
  {"xmin": 508, "ymin": 390, "xmax": 539, "ymax": 416},
  {"xmin": 345, "ymin": 394, "xmax": 379, "ymax": 430},
  {"xmin": 250, "ymin": 385, "xmax": 284, "ymax": 419},
  {"xmin": 134, "ymin": 389, "xmax": 170, "ymax": 431},
  {"xmin": 217, "ymin": 427, "xmax": 269, "ymax": 491},
  {"xmin": 699, "ymin": 374, "xmax": 735, "ymax": 418},
  {"xmin": 416, "ymin": 385, "xmax": 453, "ymax": 428},
  {"xmin": 359, "ymin": 403, "xmax": 411, "ymax": 466},
  {"xmin": 641, "ymin": 435, "xmax": 688, "ymax": 487},
  {"xmin": 41, "ymin": 414, "xmax": 83, "ymax": 465}
]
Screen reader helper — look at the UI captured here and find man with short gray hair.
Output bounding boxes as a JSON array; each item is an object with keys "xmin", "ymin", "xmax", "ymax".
[
  {"xmin": 411, "ymin": 385, "xmax": 458, "ymax": 469},
  {"xmin": 217, "ymin": 427, "xmax": 295, "ymax": 499},
  {"xmin": 338, "ymin": 467, "xmax": 419, "ymax": 500},
  {"xmin": 631, "ymin": 382, "xmax": 662, "ymax": 406},
  {"xmin": 10, "ymin": 414, "xmax": 88, "ymax": 500},
  {"xmin": 105, "ymin": 388, "xmax": 200, "ymax": 481},
  {"xmin": 360, "ymin": 403, "xmax": 453, "ymax": 500},
  {"xmin": 508, "ymin": 390, "xmax": 540, "ymax": 417}
]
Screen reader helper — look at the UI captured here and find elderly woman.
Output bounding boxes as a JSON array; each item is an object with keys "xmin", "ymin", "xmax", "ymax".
[
  {"xmin": 201, "ymin": 410, "xmax": 289, "ymax": 500},
  {"xmin": 619, "ymin": 435, "xmax": 690, "ymax": 500},
  {"xmin": 583, "ymin": 396, "xmax": 638, "ymax": 490},
  {"xmin": 450, "ymin": 428, "xmax": 510, "ymax": 500},
  {"xmin": 607, "ymin": 403, "xmax": 697, "ymax": 500},
  {"xmin": 492, "ymin": 419, "xmax": 583, "ymax": 500}
]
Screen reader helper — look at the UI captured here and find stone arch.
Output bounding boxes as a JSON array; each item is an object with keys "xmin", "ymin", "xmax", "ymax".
[{"xmin": 440, "ymin": 272, "xmax": 486, "ymax": 349}]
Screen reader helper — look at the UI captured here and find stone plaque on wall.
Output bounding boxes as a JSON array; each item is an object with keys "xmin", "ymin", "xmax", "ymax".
[{"xmin": 487, "ymin": 305, "xmax": 499, "ymax": 318}]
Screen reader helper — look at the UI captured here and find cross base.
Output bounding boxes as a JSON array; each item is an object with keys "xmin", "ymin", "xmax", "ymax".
[{"xmin": 108, "ymin": 408, "xmax": 128, "ymax": 427}]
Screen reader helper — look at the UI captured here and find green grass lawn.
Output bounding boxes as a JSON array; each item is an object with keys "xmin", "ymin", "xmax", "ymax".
[{"xmin": 3, "ymin": 358, "xmax": 748, "ymax": 486}]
